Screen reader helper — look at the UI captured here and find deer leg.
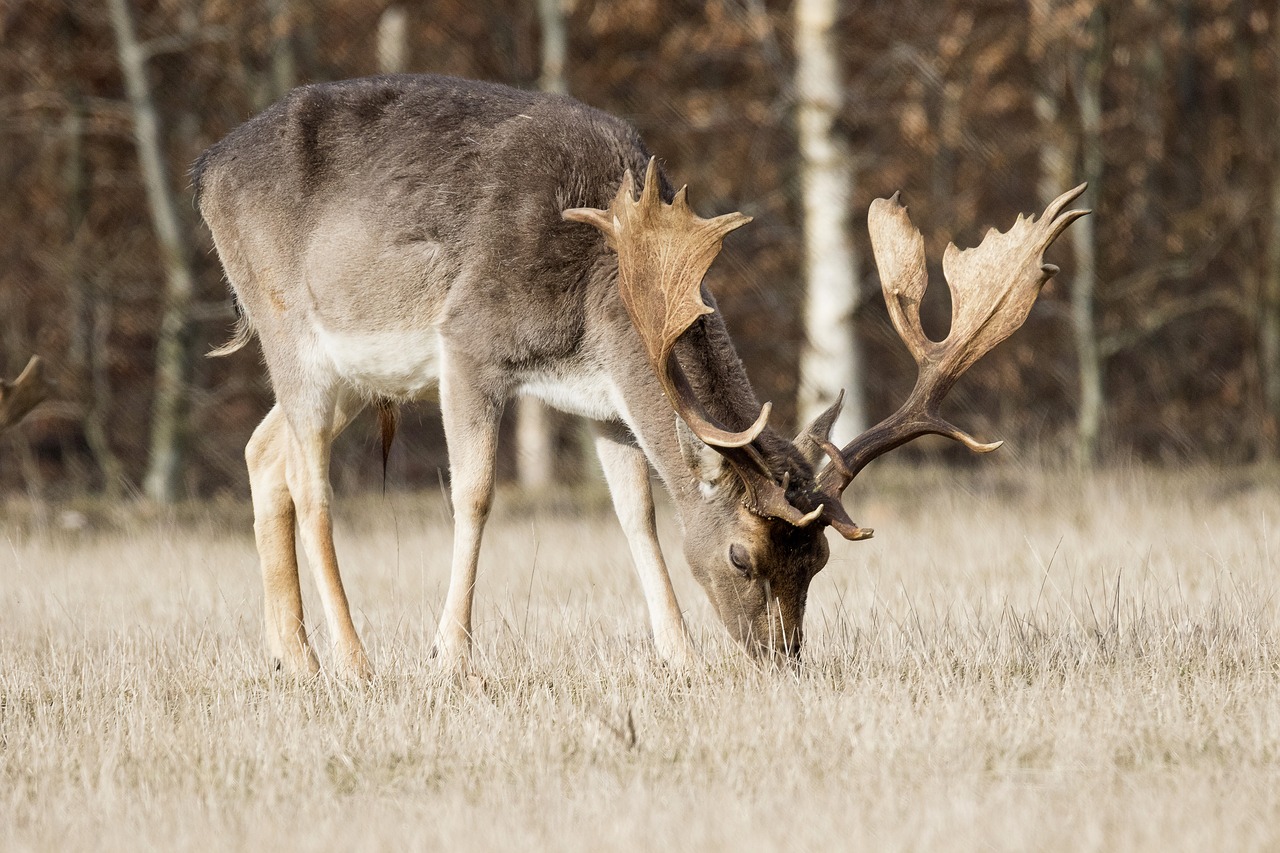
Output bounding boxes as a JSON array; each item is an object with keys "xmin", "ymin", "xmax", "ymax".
[
  {"xmin": 283, "ymin": 393, "xmax": 371, "ymax": 679},
  {"xmin": 246, "ymin": 405, "xmax": 317, "ymax": 675},
  {"xmin": 593, "ymin": 422, "xmax": 697, "ymax": 667},
  {"xmin": 432, "ymin": 348, "xmax": 503, "ymax": 670}
]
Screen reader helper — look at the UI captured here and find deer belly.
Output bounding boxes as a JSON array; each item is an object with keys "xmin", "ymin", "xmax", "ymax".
[
  {"xmin": 315, "ymin": 327, "xmax": 441, "ymax": 399},
  {"xmin": 519, "ymin": 370, "xmax": 617, "ymax": 420}
]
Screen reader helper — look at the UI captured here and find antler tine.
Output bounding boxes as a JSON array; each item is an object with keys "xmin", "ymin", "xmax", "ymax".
[
  {"xmin": 639, "ymin": 156, "xmax": 662, "ymax": 209},
  {"xmin": 0, "ymin": 355, "xmax": 53, "ymax": 432},
  {"xmin": 1042, "ymin": 183, "xmax": 1089, "ymax": 228},
  {"xmin": 815, "ymin": 189, "xmax": 1088, "ymax": 536}
]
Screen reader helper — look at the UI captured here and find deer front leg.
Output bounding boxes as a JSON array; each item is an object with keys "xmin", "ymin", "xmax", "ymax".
[
  {"xmin": 246, "ymin": 406, "xmax": 319, "ymax": 676},
  {"xmin": 284, "ymin": 399, "xmax": 371, "ymax": 680},
  {"xmin": 432, "ymin": 347, "xmax": 503, "ymax": 671},
  {"xmin": 593, "ymin": 422, "xmax": 697, "ymax": 668}
]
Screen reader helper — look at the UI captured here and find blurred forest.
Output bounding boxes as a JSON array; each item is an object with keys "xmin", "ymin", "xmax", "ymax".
[{"xmin": 1, "ymin": 0, "xmax": 1278, "ymax": 500}]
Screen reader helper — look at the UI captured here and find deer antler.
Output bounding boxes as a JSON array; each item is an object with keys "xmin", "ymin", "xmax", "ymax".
[
  {"xmin": 0, "ymin": 355, "xmax": 53, "ymax": 432},
  {"xmin": 564, "ymin": 158, "xmax": 762, "ymax": 446},
  {"xmin": 565, "ymin": 159, "xmax": 822, "ymax": 528},
  {"xmin": 815, "ymin": 185, "xmax": 1090, "ymax": 539}
]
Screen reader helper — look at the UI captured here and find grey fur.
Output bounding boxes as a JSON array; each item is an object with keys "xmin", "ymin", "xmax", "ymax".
[{"xmin": 196, "ymin": 75, "xmax": 836, "ymax": 667}]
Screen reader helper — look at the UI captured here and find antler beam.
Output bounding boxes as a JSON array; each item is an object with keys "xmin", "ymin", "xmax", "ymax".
[{"xmin": 815, "ymin": 186, "xmax": 1090, "ymax": 534}]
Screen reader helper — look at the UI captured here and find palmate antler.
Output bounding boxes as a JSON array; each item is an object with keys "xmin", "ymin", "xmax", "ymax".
[
  {"xmin": 564, "ymin": 159, "xmax": 824, "ymax": 528},
  {"xmin": 0, "ymin": 355, "xmax": 52, "ymax": 432},
  {"xmin": 564, "ymin": 161, "xmax": 1086, "ymax": 543},
  {"xmin": 813, "ymin": 185, "xmax": 1091, "ymax": 539}
]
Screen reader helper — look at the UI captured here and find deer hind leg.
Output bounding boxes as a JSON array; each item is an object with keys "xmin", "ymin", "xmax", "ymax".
[
  {"xmin": 432, "ymin": 347, "xmax": 504, "ymax": 670},
  {"xmin": 246, "ymin": 405, "xmax": 318, "ymax": 675},
  {"xmin": 592, "ymin": 422, "xmax": 697, "ymax": 667},
  {"xmin": 281, "ymin": 390, "xmax": 371, "ymax": 679}
]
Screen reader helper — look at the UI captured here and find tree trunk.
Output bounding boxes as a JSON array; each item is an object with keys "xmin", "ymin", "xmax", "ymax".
[
  {"xmin": 1028, "ymin": 0, "xmax": 1073, "ymax": 217},
  {"xmin": 1070, "ymin": 5, "xmax": 1106, "ymax": 467},
  {"xmin": 62, "ymin": 93, "xmax": 127, "ymax": 495},
  {"xmin": 537, "ymin": 0, "xmax": 568, "ymax": 95},
  {"xmin": 1263, "ymin": 14, "xmax": 1280, "ymax": 451},
  {"xmin": 515, "ymin": 0, "xmax": 571, "ymax": 493},
  {"xmin": 377, "ymin": 6, "xmax": 409, "ymax": 75},
  {"xmin": 794, "ymin": 0, "xmax": 864, "ymax": 443},
  {"xmin": 64, "ymin": 93, "xmax": 89, "ymax": 382},
  {"xmin": 108, "ymin": 0, "xmax": 197, "ymax": 503},
  {"xmin": 268, "ymin": 0, "xmax": 296, "ymax": 99}
]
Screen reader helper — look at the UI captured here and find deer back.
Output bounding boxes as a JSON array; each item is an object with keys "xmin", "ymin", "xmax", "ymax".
[{"xmin": 196, "ymin": 76, "xmax": 684, "ymax": 389}]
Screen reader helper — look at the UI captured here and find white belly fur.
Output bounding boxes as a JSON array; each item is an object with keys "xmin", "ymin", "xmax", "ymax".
[
  {"xmin": 315, "ymin": 326, "xmax": 442, "ymax": 399},
  {"xmin": 314, "ymin": 325, "xmax": 618, "ymax": 419},
  {"xmin": 519, "ymin": 368, "xmax": 618, "ymax": 420}
]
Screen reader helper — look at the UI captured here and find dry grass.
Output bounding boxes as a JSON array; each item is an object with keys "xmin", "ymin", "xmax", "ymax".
[{"xmin": 3, "ymin": 464, "xmax": 1280, "ymax": 851}]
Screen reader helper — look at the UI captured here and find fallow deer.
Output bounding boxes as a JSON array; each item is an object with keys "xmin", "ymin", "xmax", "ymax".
[
  {"xmin": 194, "ymin": 75, "xmax": 1085, "ymax": 677},
  {"xmin": 0, "ymin": 356, "xmax": 52, "ymax": 433}
]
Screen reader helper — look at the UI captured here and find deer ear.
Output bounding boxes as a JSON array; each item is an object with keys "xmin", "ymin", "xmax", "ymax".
[
  {"xmin": 675, "ymin": 415, "xmax": 725, "ymax": 491},
  {"xmin": 793, "ymin": 392, "xmax": 844, "ymax": 468}
]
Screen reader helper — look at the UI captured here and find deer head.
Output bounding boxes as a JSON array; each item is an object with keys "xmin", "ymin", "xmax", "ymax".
[
  {"xmin": 0, "ymin": 356, "xmax": 52, "ymax": 433},
  {"xmin": 567, "ymin": 161, "xmax": 1087, "ymax": 659}
]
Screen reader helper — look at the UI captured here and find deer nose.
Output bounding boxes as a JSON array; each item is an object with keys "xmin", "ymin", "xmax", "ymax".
[{"xmin": 751, "ymin": 627, "xmax": 802, "ymax": 664}]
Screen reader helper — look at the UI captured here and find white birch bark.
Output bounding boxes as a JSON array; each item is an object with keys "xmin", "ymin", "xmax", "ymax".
[
  {"xmin": 108, "ymin": 0, "xmax": 197, "ymax": 503},
  {"xmin": 377, "ymin": 6, "xmax": 409, "ymax": 75},
  {"xmin": 537, "ymin": 0, "xmax": 568, "ymax": 95},
  {"xmin": 268, "ymin": 0, "xmax": 296, "ymax": 99},
  {"xmin": 794, "ymin": 0, "xmax": 865, "ymax": 443},
  {"xmin": 516, "ymin": 0, "xmax": 571, "ymax": 493},
  {"xmin": 1070, "ymin": 5, "xmax": 1106, "ymax": 466}
]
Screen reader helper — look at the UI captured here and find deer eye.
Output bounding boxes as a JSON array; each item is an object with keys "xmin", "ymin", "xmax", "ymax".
[{"xmin": 728, "ymin": 544, "xmax": 752, "ymax": 578}]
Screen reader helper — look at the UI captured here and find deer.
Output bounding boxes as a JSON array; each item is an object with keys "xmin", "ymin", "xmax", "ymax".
[
  {"xmin": 193, "ymin": 75, "xmax": 1086, "ymax": 678},
  {"xmin": 0, "ymin": 356, "xmax": 52, "ymax": 433}
]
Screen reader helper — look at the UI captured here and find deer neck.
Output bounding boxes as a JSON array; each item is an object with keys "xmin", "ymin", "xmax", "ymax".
[{"xmin": 612, "ymin": 308, "xmax": 770, "ymax": 519}]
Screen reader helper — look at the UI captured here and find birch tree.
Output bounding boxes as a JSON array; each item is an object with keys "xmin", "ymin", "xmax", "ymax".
[
  {"xmin": 1069, "ymin": 4, "xmax": 1106, "ymax": 466},
  {"xmin": 515, "ymin": 0, "xmax": 571, "ymax": 493},
  {"xmin": 794, "ymin": 0, "xmax": 864, "ymax": 442},
  {"xmin": 1263, "ymin": 16, "xmax": 1280, "ymax": 453},
  {"xmin": 377, "ymin": 6, "xmax": 409, "ymax": 76},
  {"xmin": 108, "ymin": 0, "xmax": 198, "ymax": 503},
  {"xmin": 268, "ymin": 0, "xmax": 296, "ymax": 99},
  {"xmin": 1029, "ymin": 0, "xmax": 1104, "ymax": 466}
]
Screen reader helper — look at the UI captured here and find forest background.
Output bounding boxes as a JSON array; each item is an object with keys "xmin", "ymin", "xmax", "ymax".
[{"xmin": 2, "ymin": 0, "xmax": 1276, "ymax": 501}]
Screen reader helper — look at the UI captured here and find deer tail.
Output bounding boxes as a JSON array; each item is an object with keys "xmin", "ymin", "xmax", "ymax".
[
  {"xmin": 208, "ymin": 292, "xmax": 255, "ymax": 357},
  {"xmin": 375, "ymin": 398, "xmax": 399, "ymax": 489}
]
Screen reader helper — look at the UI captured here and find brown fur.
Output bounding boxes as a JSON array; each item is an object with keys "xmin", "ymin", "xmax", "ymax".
[{"xmin": 195, "ymin": 75, "xmax": 837, "ymax": 674}]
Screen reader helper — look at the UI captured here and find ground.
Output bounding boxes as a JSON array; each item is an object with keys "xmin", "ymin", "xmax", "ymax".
[{"xmin": 2, "ymin": 465, "xmax": 1279, "ymax": 850}]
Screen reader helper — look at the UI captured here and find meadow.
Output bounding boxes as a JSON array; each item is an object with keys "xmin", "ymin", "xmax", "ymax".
[{"xmin": 2, "ymin": 464, "xmax": 1279, "ymax": 851}]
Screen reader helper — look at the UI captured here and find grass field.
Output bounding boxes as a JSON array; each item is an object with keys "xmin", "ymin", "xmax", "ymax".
[{"xmin": 3, "ymin": 464, "xmax": 1280, "ymax": 851}]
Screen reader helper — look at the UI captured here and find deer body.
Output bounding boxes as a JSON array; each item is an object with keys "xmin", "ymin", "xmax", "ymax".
[
  {"xmin": 198, "ymin": 74, "xmax": 1085, "ymax": 677},
  {"xmin": 197, "ymin": 75, "xmax": 782, "ymax": 675}
]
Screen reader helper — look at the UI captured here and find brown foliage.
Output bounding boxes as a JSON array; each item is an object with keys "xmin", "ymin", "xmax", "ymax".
[{"xmin": 1, "ymin": 0, "xmax": 1275, "ymax": 494}]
